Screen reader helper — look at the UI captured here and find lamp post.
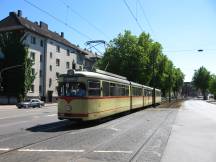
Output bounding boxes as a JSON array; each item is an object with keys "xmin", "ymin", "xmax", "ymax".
[
  {"xmin": 0, "ymin": 65, "xmax": 23, "ymax": 92},
  {"xmin": 152, "ymin": 50, "xmax": 156, "ymax": 107}
]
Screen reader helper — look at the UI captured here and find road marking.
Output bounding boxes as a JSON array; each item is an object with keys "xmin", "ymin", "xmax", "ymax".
[
  {"xmin": 47, "ymin": 114, "xmax": 57, "ymax": 117},
  {"xmin": 18, "ymin": 149, "xmax": 85, "ymax": 152},
  {"xmin": 0, "ymin": 148, "xmax": 10, "ymax": 151},
  {"xmin": 109, "ymin": 127, "xmax": 119, "ymax": 131},
  {"xmin": 94, "ymin": 150, "xmax": 133, "ymax": 154}
]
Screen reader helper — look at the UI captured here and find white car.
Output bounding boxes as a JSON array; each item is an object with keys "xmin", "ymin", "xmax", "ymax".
[{"xmin": 16, "ymin": 99, "xmax": 45, "ymax": 108}]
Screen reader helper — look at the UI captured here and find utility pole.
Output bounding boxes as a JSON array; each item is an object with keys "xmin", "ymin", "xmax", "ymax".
[{"xmin": 152, "ymin": 50, "xmax": 156, "ymax": 107}]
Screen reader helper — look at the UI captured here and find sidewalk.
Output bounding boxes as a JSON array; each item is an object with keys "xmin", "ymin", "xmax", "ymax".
[
  {"xmin": 0, "ymin": 103, "xmax": 57, "ymax": 109},
  {"xmin": 161, "ymin": 100, "xmax": 216, "ymax": 162}
]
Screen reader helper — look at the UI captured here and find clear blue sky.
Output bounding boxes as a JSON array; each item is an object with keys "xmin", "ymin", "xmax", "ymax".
[{"xmin": 1, "ymin": 0, "xmax": 216, "ymax": 82}]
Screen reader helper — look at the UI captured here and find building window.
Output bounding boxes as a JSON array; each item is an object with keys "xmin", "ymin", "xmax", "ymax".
[
  {"xmin": 39, "ymin": 70, "xmax": 42, "ymax": 77},
  {"xmin": 67, "ymin": 49, "xmax": 70, "ymax": 56},
  {"xmin": 56, "ymin": 59, "xmax": 60, "ymax": 66},
  {"xmin": 30, "ymin": 36, "xmax": 36, "ymax": 44},
  {"xmin": 56, "ymin": 72, "xmax": 59, "ymax": 78},
  {"xmin": 56, "ymin": 45, "xmax": 60, "ymax": 52},
  {"xmin": 50, "ymin": 65, "xmax": 52, "ymax": 71},
  {"xmin": 49, "ymin": 78, "xmax": 52, "ymax": 87},
  {"xmin": 66, "ymin": 62, "xmax": 70, "ymax": 69},
  {"xmin": 30, "ymin": 85, "xmax": 34, "ymax": 92},
  {"xmin": 72, "ymin": 62, "xmax": 76, "ymax": 69},
  {"xmin": 31, "ymin": 68, "xmax": 35, "ymax": 75},
  {"xmin": 30, "ymin": 52, "xmax": 35, "ymax": 62},
  {"xmin": 40, "ymin": 54, "xmax": 42, "ymax": 62},
  {"xmin": 79, "ymin": 65, "xmax": 82, "ymax": 70},
  {"xmin": 77, "ymin": 55, "xmax": 83, "ymax": 64},
  {"xmin": 50, "ymin": 52, "xmax": 52, "ymax": 58},
  {"xmin": 40, "ymin": 40, "xmax": 43, "ymax": 47}
]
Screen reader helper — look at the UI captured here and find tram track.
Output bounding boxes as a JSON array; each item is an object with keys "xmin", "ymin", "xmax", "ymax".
[
  {"xmin": 128, "ymin": 110, "xmax": 175, "ymax": 162},
  {"xmin": 71, "ymin": 109, "xmax": 174, "ymax": 162}
]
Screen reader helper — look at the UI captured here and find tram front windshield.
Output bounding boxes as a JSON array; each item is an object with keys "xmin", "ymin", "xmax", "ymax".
[{"xmin": 58, "ymin": 82, "xmax": 86, "ymax": 97}]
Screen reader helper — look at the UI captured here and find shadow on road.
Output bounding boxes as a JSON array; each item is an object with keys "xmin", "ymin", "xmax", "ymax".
[
  {"xmin": 26, "ymin": 106, "xmax": 155, "ymax": 133},
  {"xmin": 26, "ymin": 120, "xmax": 105, "ymax": 133}
]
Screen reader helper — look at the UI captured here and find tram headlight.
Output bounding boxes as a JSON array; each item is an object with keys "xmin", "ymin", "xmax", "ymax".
[{"xmin": 65, "ymin": 105, "xmax": 72, "ymax": 111}]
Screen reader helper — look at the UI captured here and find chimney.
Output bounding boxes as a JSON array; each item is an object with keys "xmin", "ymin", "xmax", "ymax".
[
  {"xmin": 39, "ymin": 21, "xmax": 48, "ymax": 30},
  {"xmin": 60, "ymin": 32, "xmax": 64, "ymax": 38},
  {"xmin": 9, "ymin": 12, "xmax": 16, "ymax": 17},
  {"xmin": 17, "ymin": 10, "xmax": 22, "ymax": 17}
]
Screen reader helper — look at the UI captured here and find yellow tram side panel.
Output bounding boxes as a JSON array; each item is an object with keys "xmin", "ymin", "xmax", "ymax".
[
  {"xmin": 155, "ymin": 96, "xmax": 161, "ymax": 104},
  {"xmin": 58, "ymin": 97, "xmax": 131, "ymax": 121},
  {"xmin": 58, "ymin": 98, "xmax": 88, "ymax": 117},
  {"xmin": 87, "ymin": 97, "xmax": 130, "ymax": 120},
  {"xmin": 131, "ymin": 96, "xmax": 143, "ymax": 109},
  {"xmin": 148, "ymin": 96, "xmax": 153, "ymax": 105},
  {"xmin": 144, "ymin": 96, "xmax": 150, "ymax": 106}
]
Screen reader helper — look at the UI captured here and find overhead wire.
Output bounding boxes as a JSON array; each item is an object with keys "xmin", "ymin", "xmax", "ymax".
[
  {"xmin": 137, "ymin": 0, "xmax": 155, "ymax": 36},
  {"xmin": 123, "ymin": 0, "xmax": 144, "ymax": 32},
  {"xmin": 23, "ymin": 0, "xmax": 92, "ymax": 40},
  {"xmin": 60, "ymin": 0, "xmax": 110, "ymax": 40},
  {"xmin": 164, "ymin": 49, "xmax": 216, "ymax": 53}
]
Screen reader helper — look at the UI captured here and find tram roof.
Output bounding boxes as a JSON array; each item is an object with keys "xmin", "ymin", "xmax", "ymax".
[
  {"xmin": 60, "ymin": 70, "xmax": 160, "ymax": 91},
  {"xmin": 63, "ymin": 70, "xmax": 130, "ymax": 84}
]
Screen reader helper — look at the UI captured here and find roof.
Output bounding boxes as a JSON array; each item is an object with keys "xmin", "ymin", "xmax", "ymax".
[
  {"xmin": 0, "ymin": 11, "xmax": 90, "ymax": 55},
  {"xmin": 60, "ymin": 70, "xmax": 130, "ymax": 85},
  {"xmin": 60, "ymin": 70, "xmax": 159, "ymax": 91}
]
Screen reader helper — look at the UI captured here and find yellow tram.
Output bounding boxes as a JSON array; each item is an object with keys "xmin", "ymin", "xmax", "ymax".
[{"xmin": 57, "ymin": 69, "xmax": 161, "ymax": 121}]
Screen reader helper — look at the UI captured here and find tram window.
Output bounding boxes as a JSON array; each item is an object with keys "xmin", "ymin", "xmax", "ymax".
[
  {"xmin": 110, "ymin": 83, "xmax": 115, "ymax": 96},
  {"xmin": 88, "ymin": 80, "xmax": 100, "ymax": 96},
  {"xmin": 102, "ymin": 81, "xmax": 110, "ymax": 96},
  {"xmin": 119, "ymin": 85, "xmax": 126, "ymax": 96},
  {"xmin": 58, "ymin": 82, "xmax": 86, "ymax": 97},
  {"xmin": 125, "ymin": 86, "xmax": 129, "ymax": 96},
  {"xmin": 132, "ymin": 87, "xmax": 142, "ymax": 96},
  {"xmin": 88, "ymin": 80, "xmax": 100, "ymax": 88}
]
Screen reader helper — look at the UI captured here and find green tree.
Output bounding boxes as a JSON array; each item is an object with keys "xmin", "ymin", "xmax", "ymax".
[
  {"xmin": 172, "ymin": 68, "xmax": 185, "ymax": 97},
  {"xmin": 209, "ymin": 74, "xmax": 216, "ymax": 99},
  {"xmin": 0, "ymin": 31, "xmax": 35, "ymax": 101},
  {"xmin": 96, "ymin": 30, "xmax": 184, "ymax": 98},
  {"xmin": 97, "ymin": 30, "xmax": 150, "ymax": 84},
  {"xmin": 192, "ymin": 66, "xmax": 211, "ymax": 100}
]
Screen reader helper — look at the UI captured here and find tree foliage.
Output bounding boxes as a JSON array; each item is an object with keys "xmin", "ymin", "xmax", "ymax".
[
  {"xmin": 0, "ymin": 31, "xmax": 35, "ymax": 101},
  {"xmin": 96, "ymin": 30, "xmax": 184, "ymax": 97},
  {"xmin": 192, "ymin": 66, "xmax": 211, "ymax": 100},
  {"xmin": 209, "ymin": 75, "xmax": 216, "ymax": 99}
]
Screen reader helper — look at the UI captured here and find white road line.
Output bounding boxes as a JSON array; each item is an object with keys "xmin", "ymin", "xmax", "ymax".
[
  {"xmin": 109, "ymin": 127, "xmax": 119, "ymax": 131},
  {"xmin": 47, "ymin": 114, "xmax": 57, "ymax": 117},
  {"xmin": 0, "ymin": 148, "xmax": 10, "ymax": 151},
  {"xmin": 18, "ymin": 149, "xmax": 85, "ymax": 152},
  {"xmin": 94, "ymin": 150, "xmax": 133, "ymax": 154}
]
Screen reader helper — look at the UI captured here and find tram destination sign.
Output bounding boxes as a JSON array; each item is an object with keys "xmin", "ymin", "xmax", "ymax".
[{"xmin": 59, "ymin": 77, "xmax": 78, "ymax": 82}]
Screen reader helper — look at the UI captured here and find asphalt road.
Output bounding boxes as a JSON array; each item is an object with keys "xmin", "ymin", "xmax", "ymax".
[
  {"xmin": 0, "ymin": 104, "xmax": 178, "ymax": 162},
  {"xmin": 2, "ymin": 100, "xmax": 215, "ymax": 162}
]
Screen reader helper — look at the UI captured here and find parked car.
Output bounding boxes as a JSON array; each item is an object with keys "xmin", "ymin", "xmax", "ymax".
[{"xmin": 16, "ymin": 99, "xmax": 45, "ymax": 108}]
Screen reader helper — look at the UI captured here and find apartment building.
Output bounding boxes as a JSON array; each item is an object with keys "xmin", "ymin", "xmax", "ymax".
[{"xmin": 0, "ymin": 10, "xmax": 99, "ymax": 102}]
